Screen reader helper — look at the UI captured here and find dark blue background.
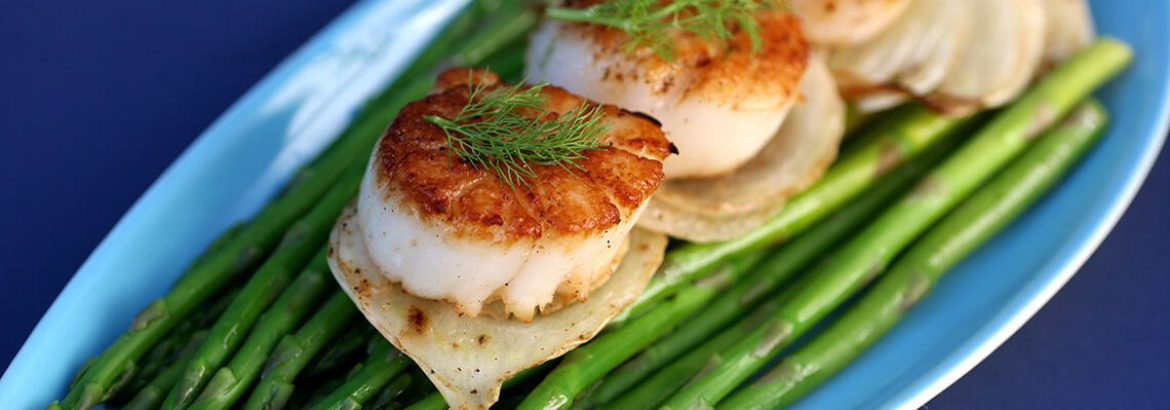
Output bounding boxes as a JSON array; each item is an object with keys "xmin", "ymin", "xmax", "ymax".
[{"xmin": 1, "ymin": 1, "xmax": 1166, "ymax": 408}]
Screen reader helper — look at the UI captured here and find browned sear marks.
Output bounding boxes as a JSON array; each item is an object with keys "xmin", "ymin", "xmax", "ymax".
[
  {"xmin": 558, "ymin": 2, "xmax": 809, "ymax": 107},
  {"xmin": 373, "ymin": 68, "xmax": 671, "ymax": 241},
  {"xmin": 355, "ymin": 278, "xmax": 372, "ymax": 298},
  {"xmin": 407, "ymin": 306, "xmax": 428, "ymax": 334}
]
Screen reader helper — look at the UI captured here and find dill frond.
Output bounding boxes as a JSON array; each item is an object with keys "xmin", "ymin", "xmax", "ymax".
[
  {"xmin": 424, "ymin": 79, "xmax": 608, "ymax": 188},
  {"xmin": 546, "ymin": 0, "xmax": 778, "ymax": 60}
]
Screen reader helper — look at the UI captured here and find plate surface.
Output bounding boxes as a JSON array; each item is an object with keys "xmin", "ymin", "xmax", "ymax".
[{"xmin": 1, "ymin": 0, "xmax": 1166, "ymax": 409}]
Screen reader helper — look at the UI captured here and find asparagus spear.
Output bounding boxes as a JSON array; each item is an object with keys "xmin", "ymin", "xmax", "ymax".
[
  {"xmin": 160, "ymin": 165, "xmax": 363, "ymax": 409},
  {"xmin": 580, "ymin": 125, "xmax": 966, "ymax": 409},
  {"xmin": 514, "ymin": 253, "xmax": 765, "ymax": 410},
  {"xmin": 304, "ymin": 326, "xmax": 377, "ymax": 379},
  {"xmin": 720, "ymin": 100, "xmax": 1108, "ymax": 410},
  {"xmin": 366, "ymin": 372, "xmax": 415, "ymax": 410},
  {"xmin": 479, "ymin": 36, "xmax": 529, "ymax": 83},
  {"xmin": 401, "ymin": 392, "xmax": 445, "ymax": 410},
  {"xmin": 307, "ymin": 340, "xmax": 411, "ymax": 410},
  {"xmin": 112, "ymin": 286, "xmax": 243, "ymax": 403},
  {"xmin": 346, "ymin": 0, "xmax": 533, "ymax": 115},
  {"xmin": 58, "ymin": 7, "xmax": 482, "ymax": 408},
  {"xmin": 189, "ymin": 223, "xmax": 248, "ymax": 271},
  {"xmin": 297, "ymin": 371, "xmax": 355, "ymax": 410},
  {"xmin": 186, "ymin": 248, "xmax": 333, "ymax": 409},
  {"xmin": 68, "ymin": 223, "xmax": 243, "ymax": 399},
  {"xmin": 604, "ymin": 116, "xmax": 977, "ymax": 410},
  {"xmin": 616, "ymin": 103, "xmax": 973, "ymax": 324},
  {"xmin": 842, "ymin": 103, "xmax": 875, "ymax": 137},
  {"xmin": 122, "ymin": 331, "xmax": 211, "ymax": 410},
  {"xmin": 61, "ymin": 2, "xmax": 541, "ymax": 408},
  {"xmin": 448, "ymin": 1, "xmax": 538, "ymax": 68},
  {"xmin": 63, "ymin": 63, "xmax": 375, "ymax": 410},
  {"xmin": 162, "ymin": 7, "xmax": 536, "ymax": 405},
  {"xmin": 236, "ymin": 8, "xmax": 539, "ymax": 405},
  {"xmin": 607, "ymin": 290, "xmax": 795, "ymax": 410},
  {"xmin": 660, "ymin": 39, "xmax": 1132, "ymax": 410},
  {"xmin": 242, "ymin": 291, "xmax": 360, "ymax": 410}
]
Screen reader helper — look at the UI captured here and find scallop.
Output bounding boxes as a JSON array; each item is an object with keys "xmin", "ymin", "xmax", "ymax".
[
  {"xmin": 526, "ymin": 9, "xmax": 809, "ymax": 179},
  {"xmin": 331, "ymin": 207, "xmax": 667, "ymax": 410},
  {"xmin": 637, "ymin": 52, "xmax": 845, "ymax": 242},
  {"xmin": 341, "ymin": 68, "xmax": 672, "ymax": 323}
]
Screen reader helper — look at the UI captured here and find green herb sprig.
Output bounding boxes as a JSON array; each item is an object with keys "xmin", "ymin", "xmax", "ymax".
[
  {"xmin": 424, "ymin": 79, "xmax": 607, "ymax": 188},
  {"xmin": 546, "ymin": 0, "xmax": 777, "ymax": 60}
]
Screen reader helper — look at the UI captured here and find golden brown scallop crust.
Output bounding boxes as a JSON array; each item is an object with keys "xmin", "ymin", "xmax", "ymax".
[
  {"xmin": 374, "ymin": 68, "xmax": 671, "ymax": 240},
  {"xmin": 559, "ymin": 1, "xmax": 809, "ymax": 108}
]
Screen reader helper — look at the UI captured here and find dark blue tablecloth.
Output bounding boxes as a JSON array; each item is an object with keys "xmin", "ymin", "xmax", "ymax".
[{"xmin": 1, "ymin": 1, "xmax": 1167, "ymax": 408}]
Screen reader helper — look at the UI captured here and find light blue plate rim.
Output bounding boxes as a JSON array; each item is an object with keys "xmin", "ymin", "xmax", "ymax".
[
  {"xmin": 884, "ymin": 69, "xmax": 1170, "ymax": 408},
  {"xmin": 2, "ymin": 1, "xmax": 1167, "ymax": 409},
  {"xmin": 0, "ymin": 0, "xmax": 473, "ymax": 407}
]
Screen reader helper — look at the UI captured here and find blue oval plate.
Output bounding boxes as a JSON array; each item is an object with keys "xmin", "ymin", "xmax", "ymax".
[{"xmin": 1, "ymin": 0, "xmax": 1167, "ymax": 408}]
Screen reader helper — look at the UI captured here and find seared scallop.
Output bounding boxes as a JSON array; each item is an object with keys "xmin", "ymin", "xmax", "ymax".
[
  {"xmin": 345, "ymin": 68, "xmax": 671, "ymax": 322},
  {"xmin": 526, "ymin": 6, "xmax": 808, "ymax": 179}
]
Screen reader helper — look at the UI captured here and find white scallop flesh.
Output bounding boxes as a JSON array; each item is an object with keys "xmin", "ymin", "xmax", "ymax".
[
  {"xmin": 637, "ymin": 52, "xmax": 845, "ymax": 242},
  {"xmin": 525, "ymin": 19, "xmax": 803, "ymax": 179},
  {"xmin": 354, "ymin": 161, "xmax": 648, "ymax": 322}
]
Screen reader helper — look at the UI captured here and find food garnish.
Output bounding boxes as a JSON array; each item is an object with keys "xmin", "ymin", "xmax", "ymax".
[
  {"xmin": 50, "ymin": 2, "xmax": 1132, "ymax": 410},
  {"xmin": 423, "ymin": 77, "xmax": 607, "ymax": 188},
  {"xmin": 546, "ymin": 0, "xmax": 778, "ymax": 60}
]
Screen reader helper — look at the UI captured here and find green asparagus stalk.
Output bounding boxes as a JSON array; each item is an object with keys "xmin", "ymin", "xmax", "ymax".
[
  {"xmin": 62, "ymin": 2, "xmax": 541, "ymax": 408},
  {"xmin": 122, "ymin": 331, "xmax": 211, "ymax": 410},
  {"xmin": 242, "ymin": 291, "xmax": 360, "ymax": 410},
  {"xmin": 297, "ymin": 373, "xmax": 353, "ymax": 410},
  {"xmin": 349, "ymin": 0, "xmax": 532, "ymax": 116},
  {"xmin": 186, "ymin": 247, "xmax": 333, "ymax": 409},
  {"xmin": 234, "ymin": 11, "xmax": 537, "ymax": 406},
  {"xmin": 607, "ymin": 289, "xmax": 795, "ymax": 410},
  {"xmin": 720, "ymin": 100, "xmax": 1108, "ymax": 410},
  {"xmin": 616, "ymin": 103, "xmax": 973, "ymax": 324},
  {"xmin": 112, "ymin": 287, "xmax": 243, "ymax": 403},
  {"xmin": 841, "ymin": 103, "xmax": 871, "ymax": 136},
  {"xmin": 401, "ymin": 391, "xmax": 445, "ymax": 410},
  {"xmin": 307, "ymin": 340, "xmax": 411, "ymax": 410},
  {"xmin": 397, "ymin": 369, "xmax": 436, "ymax": 404},
  {"xmin": 514, "ymin": 253, "xmax": 766, "ymax": 410},
  {"xmin": 581, "ymin": 124, "xmax": 966, "ymax": 409},
  {"xmin": 604, "ymin": 118, "xmax": 975, "ymax": 410},
  {"xmin": 59, "ymin": 7, "xmax": 483, "ymax": 408},
  {"xmin": 188, "ymin": 223, "xmax": 248, "ymax": 271},
  {"xmin": 162, "ymin": 166, "xmax": 364, "ymax": 409},
  {"xmin": 67, "ymin": 221, "xmax": 246, "ymax": 405},
  {"xmin": 304, "ymin": 327, "xmax": 378, "ymax": 379},
  {"xmin": 479, "ymin": 37, "xmax": 529, "ymax": 83},
  {"xmin": 63, "ymin": 64, "xmax": 374, "ymax": 410},
  {"xmin": 660, "ymin": 39, "xmax": 1132, "ymax": 410},
  {"xmin": 366, "ymin": 372, "xmax": 415, "ymax": 410},
  {"xmin": 448, "ymin": 2, "xmax": 538, "ymax": 68},
  {"xmin": 521, "ymin": 111, "xmax": 969, "ymax": 409}
]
